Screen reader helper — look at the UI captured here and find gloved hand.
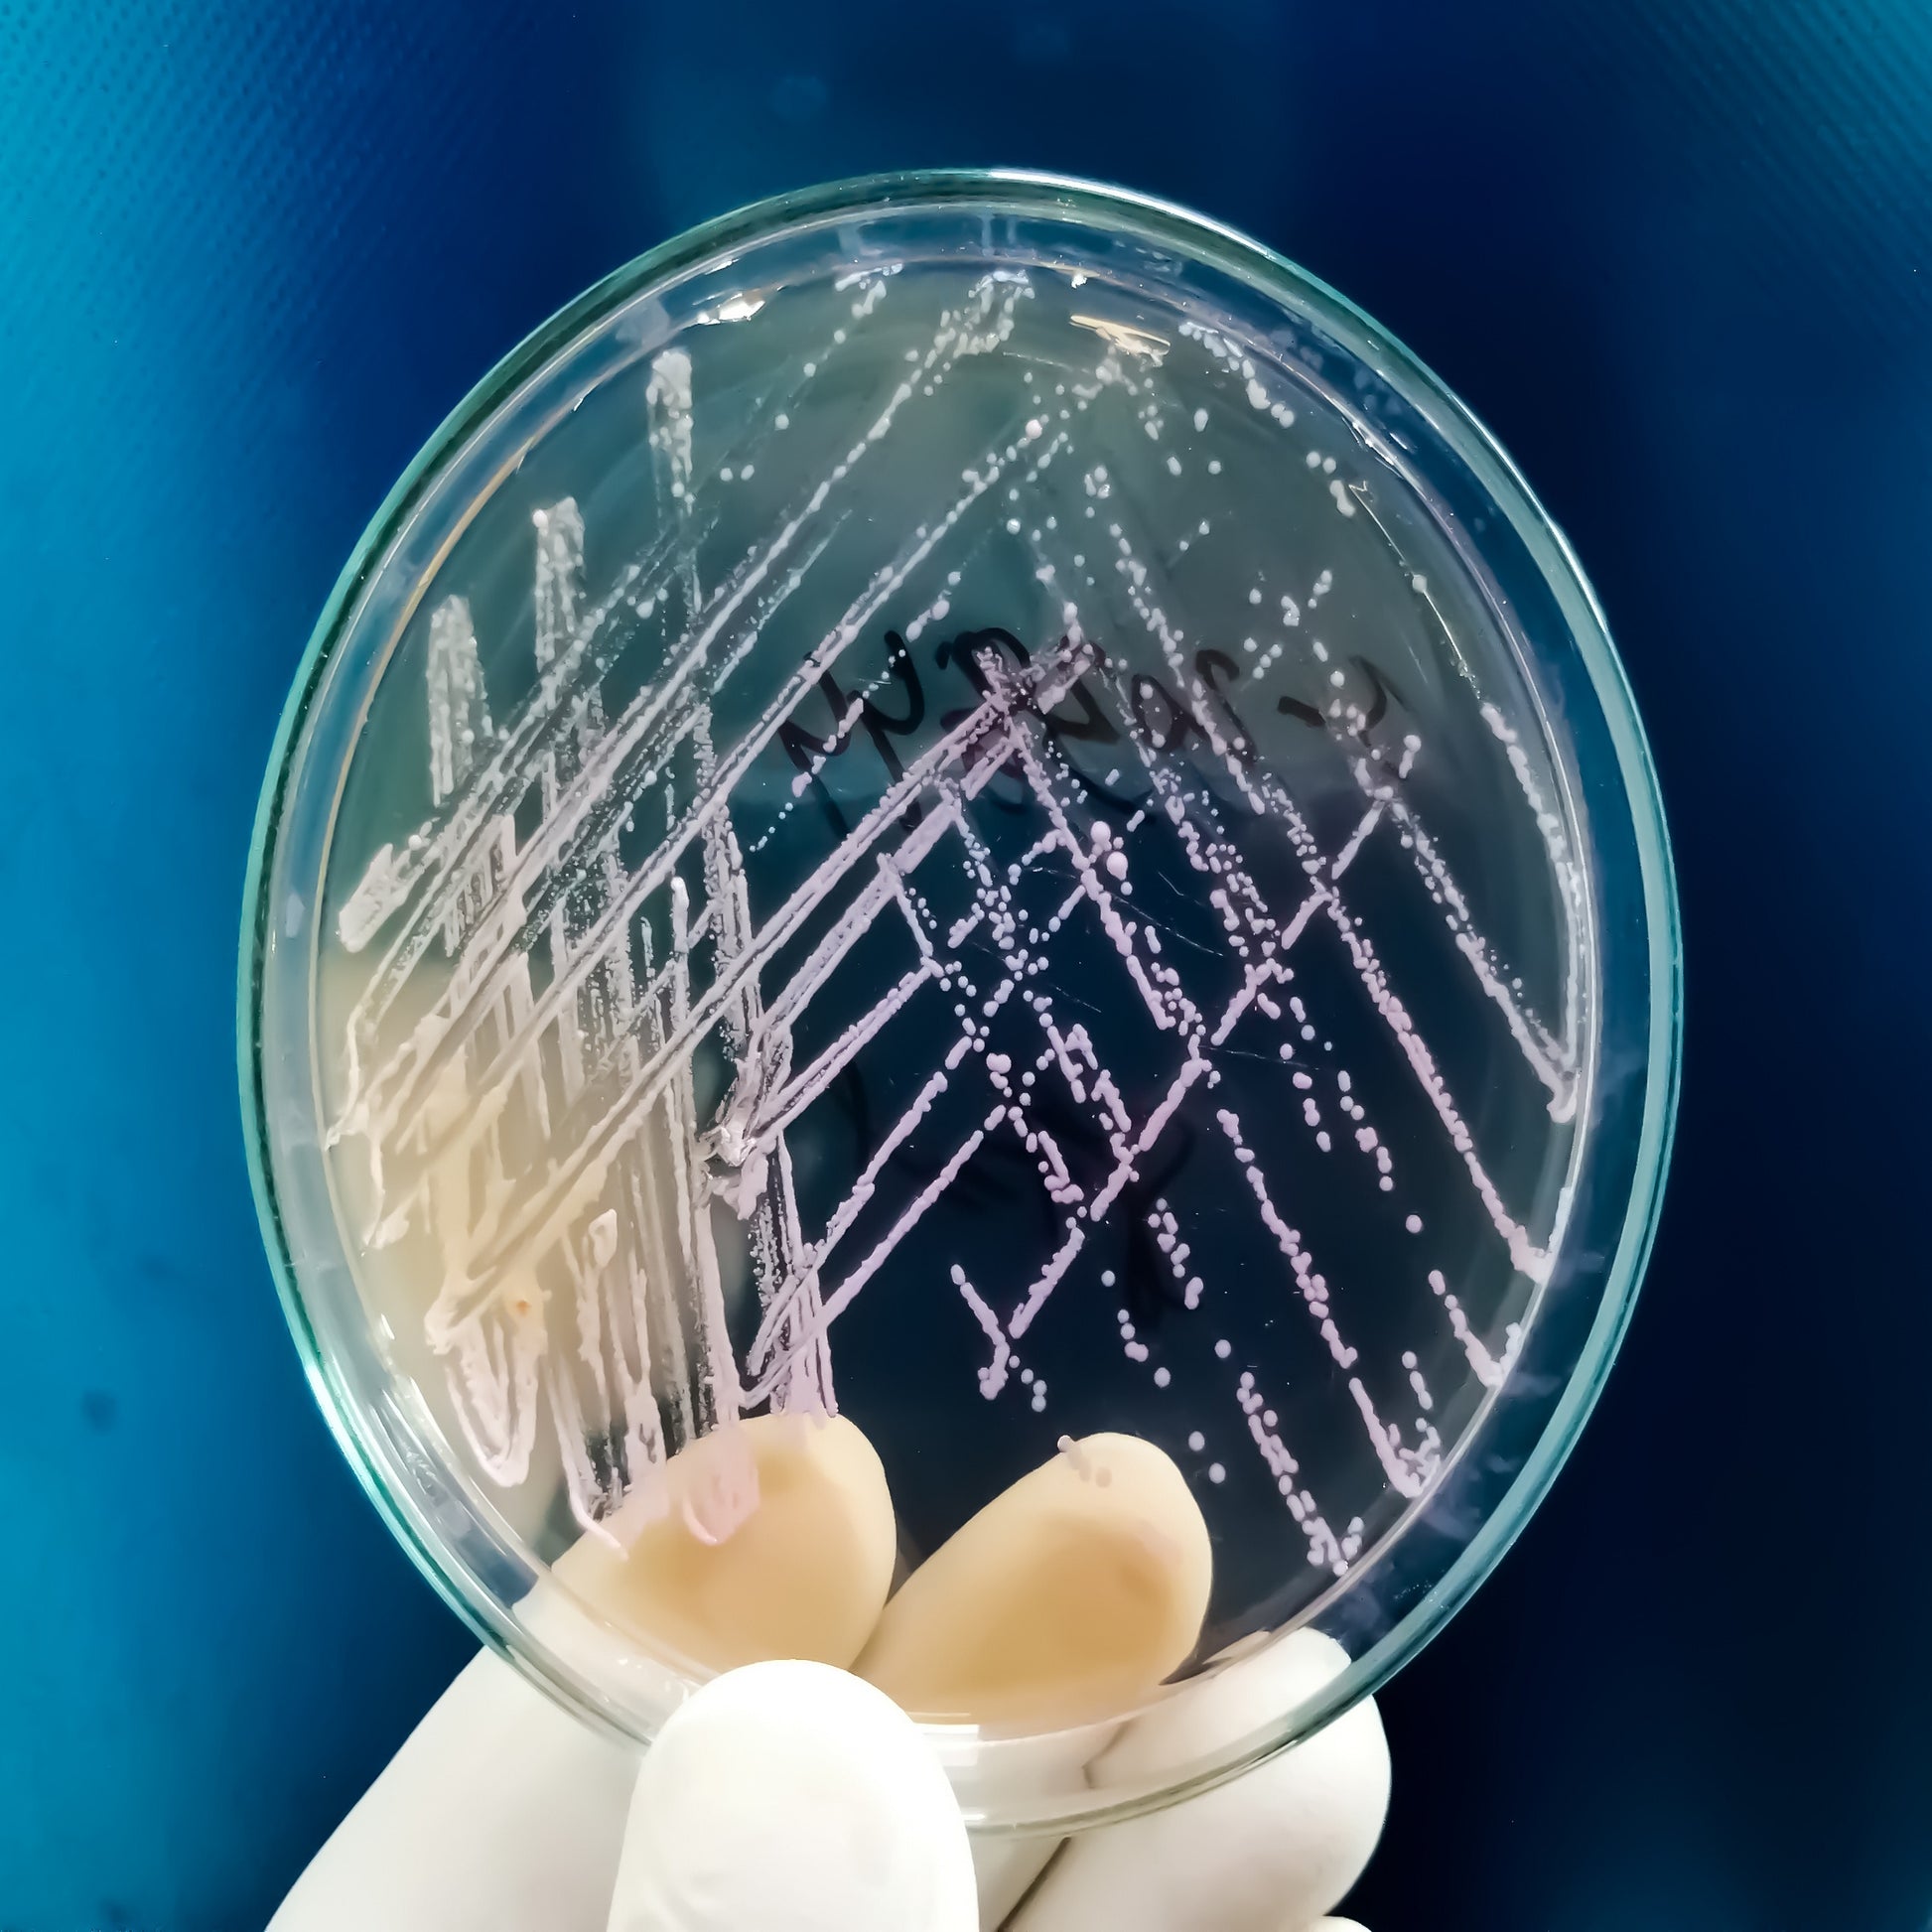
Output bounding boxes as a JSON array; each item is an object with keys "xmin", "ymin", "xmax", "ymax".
[{"xmin": 270, "ymin": 1634, "xmax": 1389, "ymax": 1931}]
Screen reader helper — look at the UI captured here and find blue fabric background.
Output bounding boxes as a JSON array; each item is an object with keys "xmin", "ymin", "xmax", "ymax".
[{"xmin": 3, "ymin": 2, "xmax": 1929, "ymax": 1927}]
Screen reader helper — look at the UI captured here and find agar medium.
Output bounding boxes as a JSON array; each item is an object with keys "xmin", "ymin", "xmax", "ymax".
[{"xmin": 243, "ymin": 171, "xmax": 1679, "ymax": 1829}]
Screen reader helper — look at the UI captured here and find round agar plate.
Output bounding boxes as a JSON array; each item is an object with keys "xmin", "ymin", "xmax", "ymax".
[{"xmin": 241, "ymin": 172, "xmax": 1680, "ymax": 1830}]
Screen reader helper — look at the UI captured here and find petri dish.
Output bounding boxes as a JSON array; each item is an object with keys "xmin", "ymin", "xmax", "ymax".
[{"xmin": 239, "ymin": 171, "xmax": 1680, "ymax": 1832}]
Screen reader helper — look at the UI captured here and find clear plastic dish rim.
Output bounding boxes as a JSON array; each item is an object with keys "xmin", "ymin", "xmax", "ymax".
[{"xmin": 237, "ymin": 167, "xmax": 1683, "ymax": 1838}]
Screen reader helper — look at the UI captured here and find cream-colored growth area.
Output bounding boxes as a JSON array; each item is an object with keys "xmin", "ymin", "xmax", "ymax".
[
  {"xmin": 550, "ymin": 1421, "xmax": 1213, "ymax": 1735},
  {"xmin": 554, "ymin": 1413, "xmax": 897, "ymax": 1674},
  {"xmin": 856, "ymin": 1432, "xmax": 1211, "ymax": 1728}
]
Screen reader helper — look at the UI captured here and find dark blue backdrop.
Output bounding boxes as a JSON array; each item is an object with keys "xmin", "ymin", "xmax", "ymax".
[{"xmin": 4, "ymin": 3, "xmax": 1929, "ymax": 1927}]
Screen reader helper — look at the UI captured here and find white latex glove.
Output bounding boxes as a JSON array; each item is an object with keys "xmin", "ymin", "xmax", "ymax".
[
  {"xmin": 272, "ymin": 1641, "xmax": 1388, "ymax": 1931},
  {"xmin": 1009, "ymin": 1630, "xmax": 1389, "ymax": 1930},
  {"xmin": 607, "ymin": 1659, "xmax": 977, "ymax": 1931},
  {"xmin": 268, "ymin": 1649, "xmax": 636, "ymax": 1932}
]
